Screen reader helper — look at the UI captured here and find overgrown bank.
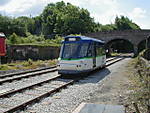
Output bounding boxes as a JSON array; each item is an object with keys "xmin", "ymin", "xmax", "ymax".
[
  {"xmin": 0, "ymin": 59, "xmax": 57, "ymax": 74},
  {"xmin": 142, "ymin": 49, "xmax": 150, "ymax": 60},
  {"xmin": 127, "ymin": 56, "xmax": 150, "ymax": 113}
]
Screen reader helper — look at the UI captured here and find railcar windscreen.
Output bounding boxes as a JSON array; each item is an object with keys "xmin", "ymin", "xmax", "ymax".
[{"xmin": 61, "ymin": 42, "xmax": 90, "ymax": 59}]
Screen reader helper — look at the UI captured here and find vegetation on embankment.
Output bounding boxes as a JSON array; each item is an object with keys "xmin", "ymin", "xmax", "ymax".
[
  {"xmin": 127, "ymin": 52, "xmax": 150, "ymax": 113},
  {"xmin": 140, "ymin": 48, "xmax": 150, "ymax": 60},
  {"xmin": 0, "ymin": 59, "xmax": 57, "ymax": 71},
  {"xmin": 6, "ymin": 32, "xmax": 63, "ymax": 46}
]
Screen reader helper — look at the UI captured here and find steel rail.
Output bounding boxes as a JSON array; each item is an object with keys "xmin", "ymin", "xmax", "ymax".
[
  {"xmin": 0, "ymin": 75, "xmax": 61, "ymax": 98},
  {"xmin": 106, "ymin": 57, "xmax": 117, "ymax": 62},
  {"xmin": 106, "ymin": 57, "xmax": 124, "ymax": 67},
  {"xmin": 1, "ymin": 57, "xmax": 125, "ymax": 113},
  {"xmin": 0, "ymin": 57, "xmax": 116, "ymax": 79},
  {"xmin": 3, "ymin": 79, "xmax": 74, "ymax": 113},
  {"xmin": 0, "ymin": 57, "xmax": 115, "ymax": 79},
  {"xmin": 0, "ymin": 65, "xmax": 57, "ymax": 79},
  {"xmin": 0, "ymin": 68, "xmax": 57, "ymax": 84}
]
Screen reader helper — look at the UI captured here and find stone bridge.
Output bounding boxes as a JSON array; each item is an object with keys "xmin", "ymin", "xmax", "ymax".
[{"xmin": 85, "ymin": 30, "xmax": 150, "ymax": 55}]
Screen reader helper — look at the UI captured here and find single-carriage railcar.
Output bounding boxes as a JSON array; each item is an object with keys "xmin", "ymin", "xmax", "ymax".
[{"xmin": 58, "ymin": 36, "xmax": 106, "ymax": 75}]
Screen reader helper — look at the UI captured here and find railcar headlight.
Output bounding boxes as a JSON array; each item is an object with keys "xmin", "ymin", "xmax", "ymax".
[
  {"xmin": 80, "ymin": 61, "xmax": 83, "ymax": 64},
  {"xmin": 76, "ymin": 65, "xmax": 81, "ymax": 67}
]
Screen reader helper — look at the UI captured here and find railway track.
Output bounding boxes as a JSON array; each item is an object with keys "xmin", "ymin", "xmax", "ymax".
[
  {"xmin": 106, "ymin": 57, "xmax": 124, "ymax": 66},
  {"xmin": 0, "ymin": 78, "xmax": 73, "ymax": 113},
  {"xmin": 0, "ymin": 67, "xmax": 57, "ymax": 84},
  {"xmin": 106, "ymin": 57, "xmax": 117, "ymax": 62},
  {"xmin": 0, "ymin": 57, "xmax": 124, "ymax": 113},
  {"xmin": 0, "ymin": 57, "xmax": 118, "ymax": 85},
  {"xmin": 0, "ymin": 65, "xmax": 57, "ymax": 79}
]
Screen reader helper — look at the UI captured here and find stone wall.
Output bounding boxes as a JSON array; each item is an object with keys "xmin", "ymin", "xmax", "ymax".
[{"xmin": 4, "ymin": 45, "xmax": 60, "ymax": 63}]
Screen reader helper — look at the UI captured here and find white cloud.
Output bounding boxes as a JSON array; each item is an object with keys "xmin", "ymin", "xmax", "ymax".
[
  {"xmin": 0, "ymin": 0, "xmax": 149, "ymax": 29},
  {"xmin": 64, "ymin": 0, "xmax": 120, "ymax": 24},
  {"xmin": 0, "ymin": 0, "xmax": 60, "ymax": 16},
  {"xmin": 127, "ymin": 7, "xmax": 149, "ymax": 29},
  {"xmin": 129, "ymin": 7, "xmax": 146, "ymax": 18},
  {"xmin": 0, "ymin": 0, "xmax": 120, "ymax": 23}
]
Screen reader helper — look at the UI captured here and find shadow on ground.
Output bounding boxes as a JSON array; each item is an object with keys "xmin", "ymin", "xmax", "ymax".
[{"xmin": 73, "ymin": 68, "xmax": 111, "ymax": 84}]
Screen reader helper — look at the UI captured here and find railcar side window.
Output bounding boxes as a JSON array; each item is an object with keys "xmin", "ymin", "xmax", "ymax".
[
  {"xmin": 87, "ymin": 43, "xmax": 93, "ymax": 57},
  {"xmin": 78, "ymin": 43, "xmax": 89, "ymax": 58},
  {"xmin": 96, "ymin": 43, "xmax": 105, "ymax": 56}
]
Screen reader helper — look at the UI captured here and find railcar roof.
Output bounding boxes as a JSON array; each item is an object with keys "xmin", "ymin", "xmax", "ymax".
[{"xmin": 65, "ymin": 36, "xmax": 105, "ymax": 43}]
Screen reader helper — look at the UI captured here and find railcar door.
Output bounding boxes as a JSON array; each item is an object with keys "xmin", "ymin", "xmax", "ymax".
[
  {"xmin": 87, "ymin": 42, "xmax": 96, "ymax": 68},
  {"xmin": 92, "ymin": 42, "xmax": 96, "ymax": 68}
]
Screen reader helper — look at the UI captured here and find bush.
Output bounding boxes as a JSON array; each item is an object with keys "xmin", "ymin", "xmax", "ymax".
[
  {"xmin": 22, "ymin": 59, "xmax": 33, "ymax": 67},
  {"xmin": 7, "ymin": 32, "xmax": 64, "ymax": 46},
  {"xmin": 9, "ymin": 33, "xmax": 21, "ymax": 44},
  {"xmin": 0, "ymin": 65, "xmax": 9, "ymax": 70}
]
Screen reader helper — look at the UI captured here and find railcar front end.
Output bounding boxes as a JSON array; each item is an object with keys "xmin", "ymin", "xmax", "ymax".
[{"xmin": 58, "ymin": 36, "xmax": 106, "ymax": 75}]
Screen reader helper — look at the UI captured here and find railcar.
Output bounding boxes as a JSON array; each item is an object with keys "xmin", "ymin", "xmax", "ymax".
[
  {"xmin": 0, "ymin": 33, "xmax": 6, "ymax": 56},
  {"xmin": 58, "ymin": 36, "xmax": 106, "ymax": 75}
]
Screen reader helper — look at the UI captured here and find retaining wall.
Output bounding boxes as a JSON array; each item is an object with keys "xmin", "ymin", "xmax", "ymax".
[{"xmin": 2, "ymin": 45, "xmax": 60, "ymax": 63}]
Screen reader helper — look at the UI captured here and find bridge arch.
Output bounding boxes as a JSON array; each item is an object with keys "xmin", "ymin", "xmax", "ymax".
[
  {"xmin": 105, "ymin": 38, "xmax": 134, "ymax": 55},
  {"xmin": 138, "ymin": 35, "xmax": 150, "ymax": 52},
  {"xmin": 85, "ymin": 30, "xmax": 150, "ymax": 56}
]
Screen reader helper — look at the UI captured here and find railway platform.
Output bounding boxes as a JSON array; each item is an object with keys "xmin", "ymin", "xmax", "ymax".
[{"xmin": 72, "ymin": 102, "xmax": 125, "ymax": 113}]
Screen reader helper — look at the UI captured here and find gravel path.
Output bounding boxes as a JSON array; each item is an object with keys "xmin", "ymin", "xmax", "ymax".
[{"xmin": 22, "ymin": 58, "xmax": 132, "ymax": 113}]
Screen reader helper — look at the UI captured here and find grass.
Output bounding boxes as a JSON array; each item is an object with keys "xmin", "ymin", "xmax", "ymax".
[
  {"xmin": 111, "ymin": 52, "xmax": 121, "ymax": 56},
  {"xmin": 0, "ymin": 59, "xmax": 57, "ymax": 71}
]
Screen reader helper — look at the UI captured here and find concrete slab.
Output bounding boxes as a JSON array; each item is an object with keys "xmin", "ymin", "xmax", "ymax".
[{"xmin": 72, "ymin": 103, "xmax": 125, "ymax": 113}]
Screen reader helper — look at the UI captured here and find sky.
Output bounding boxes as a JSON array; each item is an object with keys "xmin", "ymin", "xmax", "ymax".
[{"xmin": 0, "ymin": 0, "xmax": 150, "ymax": 29}]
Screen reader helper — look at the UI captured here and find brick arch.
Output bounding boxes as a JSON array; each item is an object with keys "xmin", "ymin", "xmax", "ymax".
[
  {"xmin": 105, "ymin": 37, "xmax": 134, "ymax": 46},
  {"xmin": 137, "ymin": 35, "xmax": 150, "ymax": 52},
  {"xmin": 105, "ymin": 38, "xmax": 134, "ymax": 54},
  {"xmin": 138, "ymin": 35, "xmax": 150, "ymax": 45},
  {"xmin": 85, "ymin": 30, "xmax": 150, "ymax": 56}
]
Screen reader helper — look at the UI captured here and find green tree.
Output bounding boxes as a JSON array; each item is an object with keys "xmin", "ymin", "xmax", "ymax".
[
  {"xmin": 16, "ymin": 16, "xmax": 35, "ymax": 34},
  {"xmin": 115, "ymin": 16, "xmax": 140, "ymax": 30},
  {"xmin": 40, "ymin": 1, "xmax": 95, "ymax": 35},
  {"xmin": 0, "ymin": 15, "xmax": 12, "ymax": 35},
  {"xmin": 33, "ymin": 16, "xmax": 42, "ymax": 35},
  {"xmin": 11, "ymin": 18, "xmax": 27, "ymax": 36},
  {"xmin": 0, "ymin": 15, "xmax": 27, "ymax": 36}
]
